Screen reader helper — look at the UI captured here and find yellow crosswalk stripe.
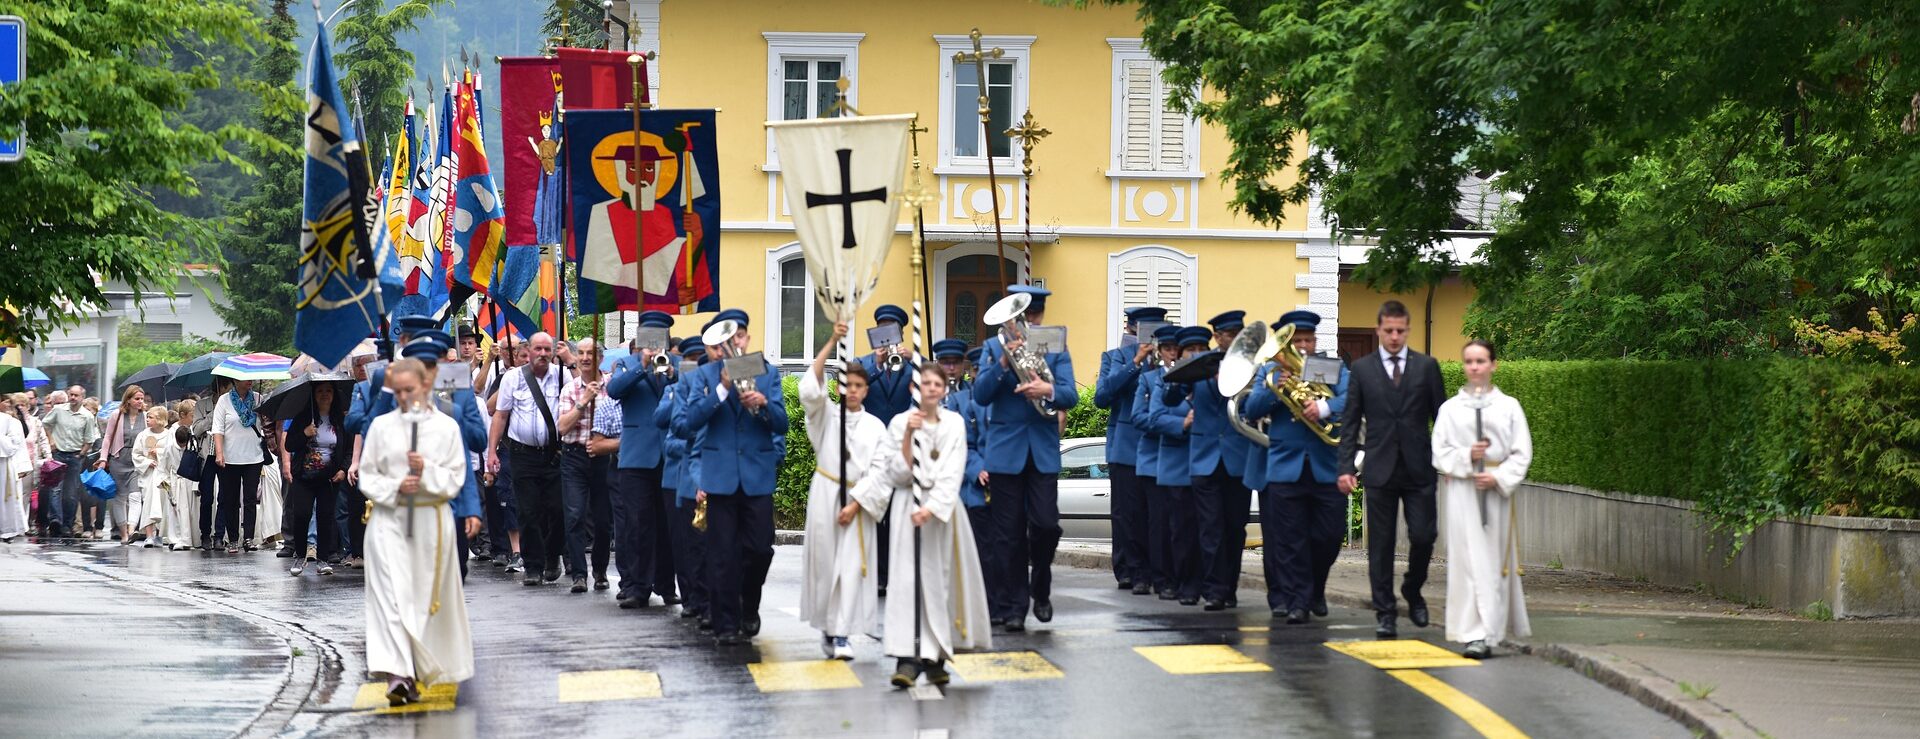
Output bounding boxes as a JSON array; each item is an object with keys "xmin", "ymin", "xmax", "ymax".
[
  {"xmin": 557, "ymin": 669, "xmax": 664, "ymax": 703},
  {"xmin": 748, "ymin": 659, "xmax": 863, "ymax": 693},
  {"xmin": 351, "ymin": 681, "xmax": 459, "ymax": 714},
  {"xmin": 1389, "ymin": 669, "xmax": 1529, "ymax": 739},
  {"xmin": 1133, "ymin": 645, "xmax": 1273, "ymax": 675},
  {"xmin": 949, "ymin": 651, "xmax": 1065, "ymax": 683},
  {"xmin": 1324, "ymin": 640, "xmax": 1481, "ymax": 670}
]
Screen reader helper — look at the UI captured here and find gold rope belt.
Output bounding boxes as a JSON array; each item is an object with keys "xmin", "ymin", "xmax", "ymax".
[
  {"xmin": 815, "ymin": 467, "xmax": 870, "ymax": 576},
  {"xmin": 359, "ymin": 498, "xmax": 449, "ymax": 615}
]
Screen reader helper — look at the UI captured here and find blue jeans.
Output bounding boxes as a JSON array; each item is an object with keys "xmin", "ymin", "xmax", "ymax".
[{"xmin": 48, "ymin": 451, "xmax": 87, "ymax": 535}]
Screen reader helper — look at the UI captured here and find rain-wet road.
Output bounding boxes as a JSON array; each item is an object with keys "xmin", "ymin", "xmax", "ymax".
[{"xmin": 2, "ymin": 541, "xmax": 1687, "ymax": 738}]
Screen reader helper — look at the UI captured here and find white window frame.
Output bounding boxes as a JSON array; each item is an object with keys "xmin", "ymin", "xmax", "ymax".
[
  {"xmin": 764, "ymin": 242, "xmax": 857, "ymax": 367},
  {"xmin": 763, "ymin": 32, "xmax": 864, "ymax": 172},
  {"xmin": 935, "ymin": 34, "xmax": 1035, "ymax": 176},
  {"xmin": 1106, "ymin": 38, "xmax": 1201, "ymax": 179},
  {"xmin": 1106, "ymin": 244, "xmax": 1199, "ymax": 347}
]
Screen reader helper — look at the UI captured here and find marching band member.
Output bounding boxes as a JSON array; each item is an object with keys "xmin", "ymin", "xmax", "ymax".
[
  {"xmin": 1433, "ymin": 340, "xmax": 1534, "ymax": 658},
  {"xmin": 1132, "ymin": 324, "xmax": 1182, "ymax": 600},
  {"xmin": 607, "ymin": 311, "xmax": 679, "ymax": 607},
  {"xmin": 658, "ymin": 337, "xmax": 710, "ymax": 624},
  {"xmin": 937, "ymin": 340, "xmax": 993, "ymax": 590},
  {"xmin": 860, "ymin": 304, "xmax": 913, "ymax": 593},
  {"xmin": 1095, "ymin": 306, "xmax": 1165, "ymax": 595},
  {"xmin": 799, "ymin": 322, "xmax": 885, "ymax": 660},
  {"xmin": 974, "ymin": 284, "xmax": 1077, "ymax": 631},
  {"xmin": 679, "ymin": 309, "xmax": 788, "ymax": 646},
  {"xmin": 1144, "ymin": 326, "xmax": 1212, "ymax": 605},
  {"xmin": 873, "ymin": 363, "xmax": 991, "ymax": 688},
  {"xmin": 359, "ymin": 358, "xmax": 474, "ymax": 707},
  {"xmin": 1244, "ymin": 311, "xmax": 1349, "ymax": 623},
  {"xmin": 1191, "ymin": 310, "xmax": 1254, "ymax": 611}
]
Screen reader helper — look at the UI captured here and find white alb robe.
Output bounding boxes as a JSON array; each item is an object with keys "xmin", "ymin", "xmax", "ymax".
[
  {"xmin": 797, "ymin": 369, "xmax": 888, "ymax": 637},
  {"xmin": 1432, "ymin": 386, "xmax": 1534, "ymax": 645},
  {"xmin": 255, "ymin": 456, "xmax": 284, "ymax": 547},
  {"xmin": 133, "ymin": 427, "xmax": 170, "ymax": 530},
  {"xmin": 0, "ymin": 413, "xmax": 27, "ymax": 539},
  {"xmin": 159, "ymin": 427, "xmax": 198, "ymax": 548},
  {"xmin": 868, "ymin": 408, "xmax": 993, "ymax": 662},
  {"xmin": 359, "ymin": 408, "xmax": 474, "ymax": 686}
]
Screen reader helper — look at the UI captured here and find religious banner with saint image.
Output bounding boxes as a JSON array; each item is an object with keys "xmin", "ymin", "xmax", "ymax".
[
  {"xmin": 564, "ymin": 108, "xmax": 720, "ymax": 315},
  {"xmin": 498, "ymin": 57, "xmax": 561, "ymax": 248},
  {"xmin": 768, "ymin": 114, "xmax": 914, "ymax": 323}
]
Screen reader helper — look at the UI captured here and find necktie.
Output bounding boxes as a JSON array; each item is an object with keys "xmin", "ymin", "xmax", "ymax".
[{"xmin": 1389, "ymin": 355, "xmax": 1402, "ymax": 386}]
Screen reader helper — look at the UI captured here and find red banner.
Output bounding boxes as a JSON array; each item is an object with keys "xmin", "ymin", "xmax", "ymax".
[
  {"xmin": 498, "ymin": 57, "xmax": 560, "ymax": 247},
  {"xmin": 556, "ymin": 47, "xmax": 648, "ymax": 110}
]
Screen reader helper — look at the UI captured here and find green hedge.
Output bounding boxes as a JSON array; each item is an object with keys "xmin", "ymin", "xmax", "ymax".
[
  {"xmin": 773, "ymin": 377, "xmax": 1109, "ymax": 529},
  {"xmin": 1437, "ymin": 359, "xmax": 1920, "ymax": 545}
]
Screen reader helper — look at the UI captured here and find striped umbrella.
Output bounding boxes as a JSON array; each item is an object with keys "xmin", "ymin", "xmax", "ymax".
[{"xmin": 211, "ymin": 352, "xmax": 294, "ymax": 381}]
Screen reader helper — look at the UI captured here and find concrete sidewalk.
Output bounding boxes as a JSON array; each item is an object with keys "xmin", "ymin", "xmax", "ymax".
[{"xmin": 1055, "ymin": 541, "xmax": 1920, "ymax": 739}]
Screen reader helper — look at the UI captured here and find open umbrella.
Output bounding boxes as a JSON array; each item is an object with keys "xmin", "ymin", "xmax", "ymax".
[
  {"xmin": 19, "ymin": 367, "xmax": 50, "ymax": 389},
  {"xmin": 167, "ymin": 351, "xmax": 236, "ymax": 390},
  {"xmin": 0, "ymin": 367, "xmax": 24, "ymax": 394},
  {"xmin": 119, "ymin": 362, "xmax": 181, "ymax": 402},
  {"xmin": 212, "ymin": 352, "xmax": 293, "ymax": 382},
  {"xmin": 259, "ymin": 372, "xmax": 354, "ymax": 421}
]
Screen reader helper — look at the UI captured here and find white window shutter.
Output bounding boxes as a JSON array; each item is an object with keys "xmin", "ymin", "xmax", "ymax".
[
  {"xmin": 1122, "ymin": 59, "xmax": 1157, "ymax": 171},
  {"xmin": 1153, "ymin": 259, "xmax": 1185, "ymax": 324}
]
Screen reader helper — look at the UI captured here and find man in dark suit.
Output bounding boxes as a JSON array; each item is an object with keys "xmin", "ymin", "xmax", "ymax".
[{"xmin": 1336, "ymin": 300, "xmax": 1447, "ymax": 638}]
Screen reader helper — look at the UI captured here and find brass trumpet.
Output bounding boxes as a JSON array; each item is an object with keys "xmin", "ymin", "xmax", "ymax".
[{"xmin": 1266, "ymin": 323, "xmax": 1341, "ymax": 445}]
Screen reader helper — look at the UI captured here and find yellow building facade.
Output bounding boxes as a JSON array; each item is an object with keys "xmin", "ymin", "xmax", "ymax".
[{"xmin": 618, "ymin": 0, "xmax": 1386, "ymax": 373}]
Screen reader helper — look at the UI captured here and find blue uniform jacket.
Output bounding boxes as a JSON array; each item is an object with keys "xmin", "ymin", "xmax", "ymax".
[
  {"xmin": 972, "ymin": 336, "xmax": 1078, "ymax": 475},
  {"xmin": 1094, "ymin": 345, "xmax": 1148, "ymax": 466},
  {"xmin": 858, "ymin": 354, "xmax": 915, "ymax": 425},
  {"xmin": 1188, "ymin": 376, "xmax": 1253, "ymax": 479},
  {"xmin": 606, "ymin": 354, "xmax": 670, "ymax": 470},
  {"xmin": 1144, "ymin": 374, "xmax": 1194, "ymax": 487},
  {"xmin": 1244, "ymin": 361, "xmax": 1350, "ymax": 486},
  {"xmin": 435, "ymin": 385, "xmax": 488, "ymax": 521},
  {"xmin": 676, "ymin": 360, "xmax": 788, "ymax": 495},
  {"xmin": 1131, "ymin": 365, "xmax": 1164, "ymax": 481},
  {"xmin": 652, "ymin": 377, "xmax": 690, "ymax": 492},
  {"xmin": 944, "ymin": 381, "xmax": 989, "ymax": 509},
  {"xmin": 346, "ymin": 375, "xmax": 381, "ymax": 436}
]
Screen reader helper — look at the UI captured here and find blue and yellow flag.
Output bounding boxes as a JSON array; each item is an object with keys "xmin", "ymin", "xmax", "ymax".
[{"xmin": 293, "ymin": 31, "xmax": 399, "ymax": 369}]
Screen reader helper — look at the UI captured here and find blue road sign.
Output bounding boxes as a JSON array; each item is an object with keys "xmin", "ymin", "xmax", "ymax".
[{"xmin": 0, "ymin": 16, "xmax": 21, "ymax": 162}]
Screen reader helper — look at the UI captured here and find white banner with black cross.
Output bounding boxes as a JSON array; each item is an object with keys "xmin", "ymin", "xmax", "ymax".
[{"xmin": 768, "ymin": 113, "xmax": 914, "ymax": 323}]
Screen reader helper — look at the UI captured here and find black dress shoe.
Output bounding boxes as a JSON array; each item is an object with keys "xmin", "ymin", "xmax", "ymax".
[
  {"xmin": 1004, "ymin": 620, "xmax": 1025, "ymax": 633},
  {"xmin": 1158, "ymin": 590, "xmax": 1179, "ymax": 601},
  {"xmin": 1033, "ymin": 600, "xmax": 1053, "ymax": 623},
  {"xmin": 1204, "ymin": 599, "xmax": 1227, "ymax": 611},
  {"xmin": 1270, "ymin": 608, "xmax": 1289, "ymax": 619},
  {"xmin": 663, "ymin": 595, "xmax": 682, "ymax": 605},
  {"xmin": 1310, "ymin": 597, "xmax": 1329, "ymax": 618},
  {"xmin": 744, "ymin": 613, "xmax": 762, "ymax": 636},
  {"xmin": 619, "ymin": 596, "xmax": 644, "ymax": 610},
  {"xmin": 615, "ymin": 590, "xmax": 632, "ymax": 602},
  {"xmin": 543, "ymin": 569, "xmax": 561, "ymax": 583},
  {"xmin": 1225, "ymin": 598, "xmax": 1237, "ymax": 609},
  {"xmin": 1131, "ymin": 583, "xmax": 1153, "ymax": 595},
  {"xmin": 1404, "ymin": 588, "xmax": 1429, "ymax": 627},
  {"xmin": 1286, "ymin": 609, "xmax": 1309, "ymax": 625},
  {"xmin": 1375, "ymin": 613, "xmax": 1398, "ymax": 638},
  {"xmin": 571, "ymin": 576, "xmax": 589, "ymax": 593},
  {"xmin": 523, "ymin": 576, "xmax": 543, "ymax": 587},
  {"xmin": 276, "ymin": 548, "xmax": 297, "ymax": 558},
  {"xmin": 1117, "ymin": 580, "xmax": 1133, "ymax": 590},
  {"xmin": 1178, "ymin": 597, "xmax": 1199, "ymax": 606},
  {"xmin": 990, "ymin": 617, "xmax": 1008, "ymax": 627},
  {"xmin": 680, "ymin": 607, "xmax": 699, "ymax": 619},
  {"xmin": 594, "ymin": 578, "xmax": 610, "ymax": 591},
  {"xmin": 715, "ymin": 632, "xmax": 746, "ymax": 646},
  {"xmin": 697, "ymin": 618, "xmax": 713, "ymax": 631}
]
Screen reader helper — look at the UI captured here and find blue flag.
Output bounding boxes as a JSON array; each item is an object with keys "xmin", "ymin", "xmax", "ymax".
[{"xmin": 293, "ymin": 31, "xmax": 396, "ymax": 369}]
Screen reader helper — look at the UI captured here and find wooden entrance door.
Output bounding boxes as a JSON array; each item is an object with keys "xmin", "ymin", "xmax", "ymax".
[{"xmin": 944, "ymin": 254, "xmax": 1017, "ymax": 347}]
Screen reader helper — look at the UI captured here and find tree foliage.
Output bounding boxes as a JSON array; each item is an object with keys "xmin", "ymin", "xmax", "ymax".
[
  {"xmin": 1120, "ymin": 0, "xmax": 1920, "ymax": 358},
  {"xmin": 0, "ymin": 0, "xmax": 282, "ymax": 346},
  {"xmin": 215, "ymin": 0, "xmax": 305, "ymax": 354},
  {"xmin": 542, "ymin": 0, "xmax": 608, "ymax": 51},
  {"xmin": 334, "ymin": 0, "xmax": 450, "ymax": 152}
]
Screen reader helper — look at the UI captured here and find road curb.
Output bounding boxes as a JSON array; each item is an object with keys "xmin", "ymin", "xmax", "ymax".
[{"xmin": 1054, "ymin": 544, "xmax": 1749, "ymax": 737}]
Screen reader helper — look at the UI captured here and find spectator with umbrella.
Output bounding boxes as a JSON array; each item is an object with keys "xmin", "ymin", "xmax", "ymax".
[{"xmin": 272, "ymin": 372, "xmax": 353, "ymax": 575}]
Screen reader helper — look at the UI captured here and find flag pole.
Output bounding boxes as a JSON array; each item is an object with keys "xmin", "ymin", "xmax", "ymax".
[
  {"xmin": 903, "ymin": 116, "xmax": 936, "ymax": 668},
  {"xmin": 629, "ymin": 54, "xmax": 646, "ymax": 326}
]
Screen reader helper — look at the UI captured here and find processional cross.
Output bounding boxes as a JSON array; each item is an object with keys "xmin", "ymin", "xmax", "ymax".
[{"xmin": 954, "ymin": 28, "xmax": 1014, "ymax": 288}]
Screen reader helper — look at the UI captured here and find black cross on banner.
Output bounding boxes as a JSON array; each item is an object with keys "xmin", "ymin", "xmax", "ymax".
[{"xmin": 805, "ymin": 148, "xmax": 888, "ymax": 249}]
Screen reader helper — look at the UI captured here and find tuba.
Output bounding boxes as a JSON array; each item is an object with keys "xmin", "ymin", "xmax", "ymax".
[
  {"xmin": 1218, "ymin": 321, "xmax": 1275, "ymax": 448},
  {"xmin": 702, "ymin": 319, "xmax": 762, "ymax": 416},
  {"xmin": 1265, "ymin": 323, "xmax": 1341, "ymax": 445},
  {"xmin": 983, "ymin": 291, "xmax": 1057, "ymax": 418}
]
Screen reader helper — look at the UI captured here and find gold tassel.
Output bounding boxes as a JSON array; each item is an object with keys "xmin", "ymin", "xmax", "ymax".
[{"xmin": 429, "ymin": 502, "xmax": 446, "ymax": 616}]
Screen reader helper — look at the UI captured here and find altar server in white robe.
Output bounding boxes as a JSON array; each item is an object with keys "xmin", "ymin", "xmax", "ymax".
[
  {"xmin": 359, "ymin": 359, "xmax": 474, "ymax": 706},
  {"xmin": 133, "ymin": 406, "xmax": 173, "ymax": 546},
  {"xmin": 1432, "ymin": 340, "xmax": 1534, "ymax": 659},
  {"xmin": 163, "ymin": 402, "xmax": 200, "ymax": 550},
  {"xmin": 798, "ymin": 321, "xmax": 887, "ymax": 660},
  {"xmin": 0, "ymin": 394, "xmax": 27, "ymax": 542},
  {"xmin": 869, "ymin": 363, "xmax": 991, "ymax": 689}
]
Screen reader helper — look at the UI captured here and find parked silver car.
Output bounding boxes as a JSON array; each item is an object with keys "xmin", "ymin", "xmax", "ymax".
[{"xmin": 1056, "ymin": 437, "xmax": 1262, "ymax": 543}]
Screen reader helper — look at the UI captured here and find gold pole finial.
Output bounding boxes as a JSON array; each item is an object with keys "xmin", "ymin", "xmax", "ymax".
[{"xmin": 1005, "ymin": 110, "xmax": 1050, "ymax": 179}]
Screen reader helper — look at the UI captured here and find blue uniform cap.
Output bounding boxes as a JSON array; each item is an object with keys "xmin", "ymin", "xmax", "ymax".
[
  {"xmin": 1125, "ymin": 306, "xmax": 1168, "ymax": 325},
  {"xmin": 1277, "ymin": 309, "xmax": 1322, "ymax": 332},
  {"xmin": 638, "ymin": 310, "xmax": 675, "ymax": 329},
  {"xmin": 1208, "ymin": 310, "xmax": 1247, "ymax": 333},
  {"xmin": 1008, "ymin": 284, "xmax": 1051, "ymax": 312},
  {"xmin": 965, "ymin": 346, "xmax": 984, "ymax": 364},
  {"xmin": 1152, "ymin": 324, "xmax": 1182, "ymax": 344},
  {"xmin": 393, "ymin": 314, "xmax": 439, "ymax": 334},
  {"xmin": 1176, "ymin": 325, "xmax": 1213, "ymax": 348},
  {"xmin": 874, "ymin": 304, "xmax": 908, "ymax": 326},
  {"xmin": 704, "ymin": 308, "xmax": 750, "ymax": 333},
  {"xmin": 400, "ymin": 330, "xmax": 453, "ymax": 360},
  {"xmin": 678, "ymin": 336, "xmax": 707, "ymax": 357},
  {"xmin": 931, "ymin": 338, "xmax": 967, "ymax": 359}
]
